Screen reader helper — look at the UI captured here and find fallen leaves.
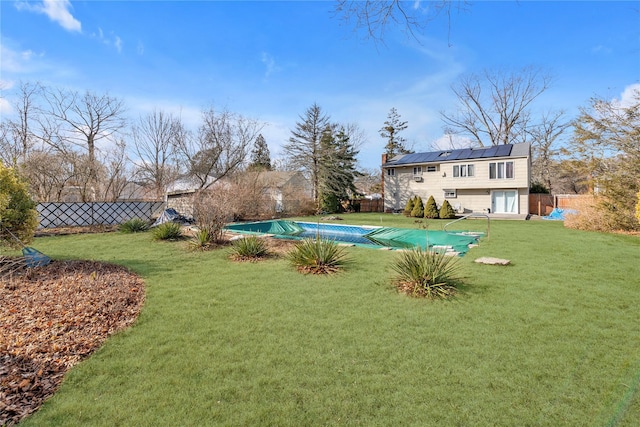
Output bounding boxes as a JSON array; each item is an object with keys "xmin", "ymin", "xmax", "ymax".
[{"xmin": 0, "ymin": 259, "xmax": 145, "ymax": 426}]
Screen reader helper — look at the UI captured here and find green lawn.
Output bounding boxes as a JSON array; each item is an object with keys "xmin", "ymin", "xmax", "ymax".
[{"xmin": 16, "ymin": 214, "xmax": 640, "ymax": 426}]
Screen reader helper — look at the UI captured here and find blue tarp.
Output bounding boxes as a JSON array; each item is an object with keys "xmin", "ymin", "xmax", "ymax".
[{"xmin": 542, "ymin": 208, "xmax": 578, "ymax": 221}]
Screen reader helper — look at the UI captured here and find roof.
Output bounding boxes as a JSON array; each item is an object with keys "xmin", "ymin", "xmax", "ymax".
[{"xmin": 383, "ymin": 142, "xmax": 529, "ymax": 167}]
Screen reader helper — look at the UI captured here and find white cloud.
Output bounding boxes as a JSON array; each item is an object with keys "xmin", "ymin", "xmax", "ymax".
[
  {"xmin": 0, "ymin": 42, "xmax": 42, "ymax": 74},
  {"xmin": 616, "ymin": 83, "xmax": 640, "ymax": 108},
  {"xmin": 15, "ymin": 0, "xmax": 82, "ymax": 33},
  {"xmin": 91, "ymin": 27, "xmax": 124, "ymax": 53},
  {"xmin": 261, "ymin": 52, "xmax": 282, "ymax": 79}
]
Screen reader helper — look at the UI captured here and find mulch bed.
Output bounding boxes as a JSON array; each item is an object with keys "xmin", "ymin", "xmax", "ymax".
[{"xmin": 0, "ymin": 258, "xmax": 145, "ymax": 426}]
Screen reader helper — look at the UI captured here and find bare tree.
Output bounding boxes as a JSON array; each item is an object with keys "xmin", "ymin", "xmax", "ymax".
[
  {"xmin": 38, "ymin": 88, "xmax": 127, "ymax": 197},
  {"xmin": 441, "ymin": 67, "xmax": 552, "ymax": 146},
  {"xmin": 529, "ymin": 110, "xmax": 570, "ymax": 192},
  {"xmin": 333, "ymin": 0, "xmax": 469, "ymax": 44},
  {"xmin": 131, "ymin": 109, "xmax": 181, "ymax": 198},
  {"xmin": 21, "ymin": 150, "xmax": 75, "ymax": 202},
  {"xmin": 174, "ymin": 107, "xmax": 263, "ymax": 190},
  {"xmin": 0, "ymin": 81, "xmax": 43, "ymax": 165},
  {"xmin": 100, "ymin": 139, "xmax": 132, "ymax": 201}
]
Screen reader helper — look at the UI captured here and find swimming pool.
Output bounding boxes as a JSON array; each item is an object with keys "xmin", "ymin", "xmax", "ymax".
[{"xmin": 224, "ymin": 220, "xmax": 482, "ymax": 255}]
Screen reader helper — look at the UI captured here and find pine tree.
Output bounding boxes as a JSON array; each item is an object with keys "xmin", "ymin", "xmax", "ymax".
[
  {"xmin": 411, "ymin": 196, "xmax": 424, "ymax": 218},
  {"xmin": 380, "ymin": 107, "xmax": 411, "ymax": 158},
  {"xmin": 439, "ymin": 200, "xmax": 457, "ymax": 219},
  {"xmin": 318, "ymin": 126, "xmax": 360, "ymax": 213},
  {"xmin": 424, "ymin": 195, "xmax": 439, "ymax": 219},
  {"xmin": 283, "ymin": 104, "xmax": 331, "ymax": 210},
  {"xmin": 248, "ymin": 134, "xmax": 272, "ymax": 171},
  {"xmin": 403, "ymin": 196, "xmax": 415, "ymax": 216}
]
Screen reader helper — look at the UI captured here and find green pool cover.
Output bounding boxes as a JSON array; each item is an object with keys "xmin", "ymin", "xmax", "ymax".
[{"xmin": 225, "ymin": 220, "xmax": 481, "ymax": 255}]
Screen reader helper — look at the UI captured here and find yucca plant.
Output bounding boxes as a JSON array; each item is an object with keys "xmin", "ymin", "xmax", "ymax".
[
  {"xmin": 152, "ymin": 222, "xmax": 183, "ymax": 241},
  {"xmin": 228, "ymin": 235, "xmax": 270, "ymax": 261},
  {"xmin": 391, "ymin": 247, "xmax": 461, "ymax": 298},
  {"xmin": 188, "ymin": 227, "xmax": 213, "ymax": 251},
  {"xmin": 287, "ymin": 238, "xmax": 349, "ymax": 274},
  {"xmin": 119, "ymin": 218, "xmax": 150, "ymax": 233}
]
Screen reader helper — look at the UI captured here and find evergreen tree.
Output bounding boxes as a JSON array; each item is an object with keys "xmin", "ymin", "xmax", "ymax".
[
  {"xmin": 380, "ymin": 107, "xmax": 411, "ymax": 158},
  {"xmin": 318, "ymin": 126, "xmax": 360, "ymax": 213},
  {"xmin": 248, "ymin": 134, "xmax": 272, "ymax": 171},
  {"xmin": 403, "ymin": 196, "xmax": 415, "ymax": 216},
  {"xmin": 283, "ymin": 104, "xmax": 331, "ymax": 210},
  {"xmin": 439, "ymin": 200, "xmax": 457, "ymax": 219},
  {"xmin": 411, "ymin": 196, "xmax": 424, "ymax": 218},
  {"xmin": 424, "ymin": 195, "xmax": 439, "ymax": 219}
]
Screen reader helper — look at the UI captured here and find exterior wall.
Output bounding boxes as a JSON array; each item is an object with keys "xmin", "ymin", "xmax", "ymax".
[{"xmin": 384, "ymin": 155, "xmax": 530, "ymax": 214}]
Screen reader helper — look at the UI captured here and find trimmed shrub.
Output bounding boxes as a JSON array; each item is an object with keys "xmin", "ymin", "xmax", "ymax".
[
  {"xmin": 152, "ymin": 222, "xmax": 183, "ymax": 241},
  {"xmin": 0, "ymin": 162, "xmax": 38, "ymax": 248},
  {"xmin": 287, "ymin": 238, "xmax": 349, "ymax": 274},
  {"xmin": 391, "ymin": 247, "xmax": 461, "ymax": 299},
  {"xmin": 119, "ymin": 218, "xmax": 150, "ymax": 233},
  {"xmin": 410, "ymin": 196, "xmax": 424, "ymax": 218},
  {"xmin": 403, "ymin": 197, "xmax": 415, "ymax": 216},
  {"xmin": 229, "ymin": 236, "xmax": 270, "ymax": 261},
  {"xmin": 423, "ymin": 195, "xmax": 439, "ymax": 219},
  {"xmin": 439, "ymin": 200, "xmax": 457, "ymax": 219}
]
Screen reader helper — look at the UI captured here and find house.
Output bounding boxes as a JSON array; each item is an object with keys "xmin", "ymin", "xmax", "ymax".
[
  {"xmin": 165, "ymin": 171, "xmax": 313, "ymax": 219},
  {"xmin": 382, "ymin": 142, "xmax": 531, "ymax": 215},
  {"xmin": 237, "ymin": 171, "xmax": 313, "ymax": 214}
]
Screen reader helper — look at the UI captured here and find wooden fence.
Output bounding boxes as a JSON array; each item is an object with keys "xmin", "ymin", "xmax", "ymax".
[
  {"xmin": 37, "ymin": 201, "xmax": 165, "ymax": 229},
  {"xmin": 528, "ymin": 193, "xmax": 594, "ymax": 216},
  {"xmin": 353, "ymin": 198, "xmax": 384, "ymax": 213}
]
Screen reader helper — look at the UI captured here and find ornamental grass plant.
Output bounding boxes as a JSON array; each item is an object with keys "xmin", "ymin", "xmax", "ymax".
[
  {"xmin": 287, "ymin": 238, "xmax": 349, "ymax": 274},
  {"xmin": 391, "ymin": 247, "xmax": 461, "ymax": 298},
  {"xmin": 152, "ymin": 222, "xmax": 183, "ymax": 241},
  {"xmin": 228, "ymin": 235, "xmax": 270, "ymax": 261},
  {"xmin": 119, "ymin": 218, "xmax": 150, "ymax": 233}
]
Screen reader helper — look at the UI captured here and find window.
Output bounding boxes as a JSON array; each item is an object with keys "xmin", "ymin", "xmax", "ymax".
[
  {"xmin": 426, "ymin": 165, "xmax": 437, "ymax": 172},
  {"xmin": 453, "ymin": 164, "xmax": 474, "ymax": 178},
  {"xmin": 386, "ymin": 168, "xmax": 395, "ymax": 176},
  {"xmin": 413, "ymin": 166, "xmax": 422, "ymax": 175},
  {"xmin": 444, "ymin": 189, "xmax": 457, "ymax": 198},
  {"xmin": 489, "ymin": 161, "xmax": 514, "ymax": 179}
]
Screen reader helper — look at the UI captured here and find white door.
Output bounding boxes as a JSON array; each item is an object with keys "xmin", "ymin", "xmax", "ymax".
[{"xmin": 492, "ymin": 190, "xmax": 518, "ymax": 213}]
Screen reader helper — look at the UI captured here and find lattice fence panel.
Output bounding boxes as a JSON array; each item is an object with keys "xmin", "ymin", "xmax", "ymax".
[{"xmin": 38, "ymin": 201, "xmax": 165, "ymax": 229}]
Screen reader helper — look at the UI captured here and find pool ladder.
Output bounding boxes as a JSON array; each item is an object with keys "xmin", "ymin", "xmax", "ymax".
[{"xmin": 442, "ymin": 213, "xmax": 490, "ymax": 240}]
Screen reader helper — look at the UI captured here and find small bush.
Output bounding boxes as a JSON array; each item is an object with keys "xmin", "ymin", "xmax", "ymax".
[
  {"xmin": 287, "ymin": 238, "xmax": 349, "ymax": 274},
  {"xmin": 152, "ymin": 222, "xmax": 183, "ymax": 241},
  {"xmin": 424, "ymin": 195, "xmax": 439, "ymax": 219},
  {"xmin": 188, "ymin": 227, "xmax": 213, "ymax": 251},
  {"xmin": 229, "ymin": 236, "xmax": 270, "ymax": 261},
  {"xmin": 119, "ymin": 218, "xmax": 150, "ymax": 233},
  {"xmin": 439, "ymin": 200, "xmax": 457, "ymax": 219},
  {"xmin": 410, "ymin": 196, "xmax": 424, "ymax": 218},
  {"xmin": 0, "ymin": 163, "xmax": 38, "ymax": 248},
  {"xmin": 403, "ymin": 197, "xmax": 415, "ymax": 216},
  {"xmin": 391, "ymin": 247, "xmax": 461, "ymax": 299}
]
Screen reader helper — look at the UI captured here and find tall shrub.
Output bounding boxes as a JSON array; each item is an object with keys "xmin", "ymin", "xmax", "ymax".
[
  {"xmin": 0, "ymin": 162, "xmax": 38, "ymax": 248},
  {"xmin": 424, "ymin": 195, "xmax": 439, "ymax": 219},
  {"xmin": 411, "ymin": 196, "xmax": 424, "ymax": 218},
  {"xmin": 439, "ymin": 200, "xmax": 457, "ymax": 219},
  {"xmin": 403, "ymin": 196, "xmax": 415, "ymax": 216}
]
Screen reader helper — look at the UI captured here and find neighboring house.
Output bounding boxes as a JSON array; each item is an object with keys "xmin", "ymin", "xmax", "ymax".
[
  {"xmin": 382, "ymin": 142, "xmax": 531, "ymax": 215},
  {"xmin": 166, "ymin": 171, "xmax": 313, "ymax": 219},
  {"xmin": 239, "ymin": 171, "xmax": 313, "ymax": 214}
]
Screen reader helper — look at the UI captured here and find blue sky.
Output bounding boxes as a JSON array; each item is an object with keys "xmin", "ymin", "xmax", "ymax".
[{"xmin": 1, "ymin": 0, "xmax": 639, "ymax": 170}]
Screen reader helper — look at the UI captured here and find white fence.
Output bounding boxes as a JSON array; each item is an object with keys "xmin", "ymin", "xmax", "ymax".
[{"xmin": 37, "ymin": 201, "xmax": 165, "ymax": 229}]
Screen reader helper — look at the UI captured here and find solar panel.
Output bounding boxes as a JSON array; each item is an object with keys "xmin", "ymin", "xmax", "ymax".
[{"xmin": 388, "ymin": 143, "xmax": 516, "ymax": 165}]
